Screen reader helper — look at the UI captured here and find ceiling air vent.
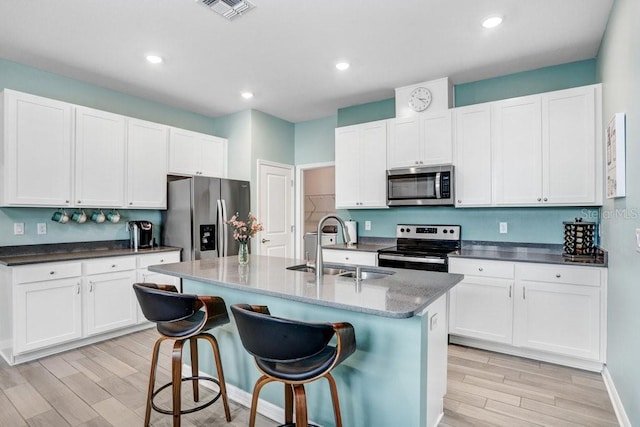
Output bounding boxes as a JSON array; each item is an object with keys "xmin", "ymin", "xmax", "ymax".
[{"xmin": 198, "ymin": 0, "xmax": 255, "ymax": 20}]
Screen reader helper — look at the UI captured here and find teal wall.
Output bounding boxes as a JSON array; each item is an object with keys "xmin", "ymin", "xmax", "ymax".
[
  {"xmin": 294, "ymin": 115, "xmax": 338, "ymax": 164},
  {"xmin": 0, "ymin": 58, "xmax": 226, "ymax": 246},
  {"xmin": 597, "ymin": 0, "xmax": 640, "ymax": 423},
  {"xmin": 304, "ymin": 60, "xmax": 600, "ymax": 244},
  {"xmin": 455, "ymin": 59, "xmax": 597, "ymax": 107}
]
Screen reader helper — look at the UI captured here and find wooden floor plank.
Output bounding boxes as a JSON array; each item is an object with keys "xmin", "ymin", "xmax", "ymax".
[
  {"xmin": 455, "ymin": 402, "xmax": 539, "ymax": 427},
  {"xmin": 463, "ymin": 374, "xmax": 557, "ymax": 405},
  {"xmin": 4, "ymin": 383, "xmax": 52, "ymax": 420},
  {"xmin": 40, "ymin": 355, "xmax": 80, "ymax": 380},
  {"xmin": 521, "ymin": 397, "xmax": 619, "ymax": 427},
  {"xmin": 26, "ymin": 409, "xmax": 71, "ymax": 427},
  {"xmin": 0, "ymin": 389, "xmax": 28, "ymax": 427},
  {"xmin": 59, "ymin": 373, "xmax": 111, "ymax": 406},
  {"xmin": 91, "ymin": 397, "xmax": 142, "ymax": 426}
]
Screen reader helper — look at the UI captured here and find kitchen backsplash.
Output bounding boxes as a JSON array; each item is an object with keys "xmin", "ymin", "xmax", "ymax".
[{"xmin": 0, "ymin": 208, "xmax": 162, "ymax": 247}]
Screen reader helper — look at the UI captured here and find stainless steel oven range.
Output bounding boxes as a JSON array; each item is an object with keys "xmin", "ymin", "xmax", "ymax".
[{"xmin": 378, "ymin": 224, "xmax": 461, "ymax": 272}]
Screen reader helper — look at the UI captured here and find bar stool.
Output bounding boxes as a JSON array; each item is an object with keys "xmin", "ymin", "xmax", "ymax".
[
  {"xmin": 133, "ymin": 283, "xmax": 232, "ymax": 427},
  {"xmin": 230, "ymin": 304, "xmax": 356, "ymax": 427}
]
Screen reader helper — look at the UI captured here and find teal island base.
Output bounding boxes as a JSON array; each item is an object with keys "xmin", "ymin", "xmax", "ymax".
[{"xmin": 182, "ymin": 278, "xmax": 448, "ymax": 427}]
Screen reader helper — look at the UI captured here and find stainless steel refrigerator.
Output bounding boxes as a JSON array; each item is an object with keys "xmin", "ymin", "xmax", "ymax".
[{"xmin": 162, "ymin": 176, "xmax": 251, "ymax": 261}]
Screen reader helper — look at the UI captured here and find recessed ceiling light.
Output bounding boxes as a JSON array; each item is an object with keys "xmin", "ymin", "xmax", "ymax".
[
  {"xmin": 335, "ymin": 62, "xmax": 350, "ymax": 71},
  {"xmin": 241, "ymin": 91, "xmax": 254, "ymax": 100},
  {"xmin": 482, "ymin": 15, "xmax": 503, "ymax": 29},
  {"xmin": 146, "ymin": 55, "xmax": 163, "ymax": 64}
]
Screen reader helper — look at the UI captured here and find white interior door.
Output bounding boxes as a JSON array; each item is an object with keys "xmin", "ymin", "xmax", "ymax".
[{"xmin": 257, "ymin": 160, "xmax": 294, "ymax": 258}]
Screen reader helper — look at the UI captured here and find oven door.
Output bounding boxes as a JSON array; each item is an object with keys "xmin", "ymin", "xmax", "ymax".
[
  {"xmin": 386, "ymin": 165, "xmax": 453, "ymax": 206},
  {"xmin": 378, "ymin": 252, "xmax": 448, "ymax": 272}
]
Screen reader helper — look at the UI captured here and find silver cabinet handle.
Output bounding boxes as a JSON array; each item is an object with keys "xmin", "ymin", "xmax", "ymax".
[
  {"xmin": 77, "ymin": 200, "xmax": 82, "ymax": 204},
  {"xmin": 160, "ymin": 259, "xmax": 164, "ymax": 263},
  {"xmin": 50, "ymin": 271, "xmax": 55, "ymax": 275},
  {"xmin": 478, "ymin": 267, "xmax": 483, "ymax": 272},
  {"xmin": 76, "ymin": 283, "xmax": 80, "ymax": 294},
  {"xmin": 457, "ymin": 200, "xmax": 462, "ymax": 203},
  {"xmin": 522, "ymin": 286, "xmax": 526, "ymax": 299},
  {"xmin": 555, "ymin": 273, "xmax": 561, "ymax": 278},
  {"xmin": 89, "ymin": 282, "xmax": 94, "ymax": 292},
  {"xmin": 111, "ymin": 264, "xmax": 116, "ymax": 268},
  {"xmin": 508, "ymin": 285, "xmax": 512, "ymax": 298},
  {"xmin": 261, "ymin": 238, "xmax": 270, "ymax": 243},
  {"xmin": 537, "ymin": 198, "xmax": 542, "ymax": 202}
]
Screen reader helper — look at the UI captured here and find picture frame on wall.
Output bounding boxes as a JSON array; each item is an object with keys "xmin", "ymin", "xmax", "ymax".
[{"xmin": 606, "ymin": 112, "xmax": 626, "ymax": 199}]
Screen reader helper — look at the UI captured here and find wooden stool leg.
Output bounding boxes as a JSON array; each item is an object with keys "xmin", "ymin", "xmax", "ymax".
[
  {"xmin": 202, "ymin": 334, "xmax": 231, "ymax": 421},
  {"xmin": 250, "ymin": 375, "xmax": 273, "ymax": 427},
  {"xmin": 144, "ymin": 337, "xmax": 166, "ymax": 427},
  {"xmin": 189, "ymin": 337, "xmax": 199, "ymax": 402},
  {"xmin": 284, "ymin": 383, "xmax": 294, "ymax": 424},
  {"xmin": 325, "ymin": 373, "xmax": 343, "ymax": 427},
  {"xmin": 293, "ymin": 384, "xmax": 308, "ymax": 427},
  {"xmin": 172, "ymin": 340, "xmax": 186, "ymax": 427}
]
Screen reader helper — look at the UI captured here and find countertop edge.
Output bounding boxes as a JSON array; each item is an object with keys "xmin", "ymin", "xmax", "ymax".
[{"xmin": 0, "ymin": 246, "xmax": 182, "ymax": 266}]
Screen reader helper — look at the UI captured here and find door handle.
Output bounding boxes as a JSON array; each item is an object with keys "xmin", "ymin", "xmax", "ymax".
[{"xmin": 261, "ymin": 238, "xmax": 270, "ymax": 243}]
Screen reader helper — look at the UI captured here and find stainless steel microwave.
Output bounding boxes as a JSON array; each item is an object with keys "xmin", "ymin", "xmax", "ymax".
[{"xmin": 387, "ymin": 165, "xmax": 454, "ymax": 206}]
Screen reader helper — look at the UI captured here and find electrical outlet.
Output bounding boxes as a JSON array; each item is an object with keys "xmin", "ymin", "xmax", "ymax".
[
  {"xmin": 14, "ymin": 223, "xmax": 25, "ymax": 235},
  {"xmin": 37, "ymin": 223, "xmax": 47, "ymax": 235},
  {"xmin": 499, "ymin": 222, "xmax": 508, "ymax": 234},
  {"xmin": 365, "ymin": 221, "xmax": 372, "ymax": 231}
]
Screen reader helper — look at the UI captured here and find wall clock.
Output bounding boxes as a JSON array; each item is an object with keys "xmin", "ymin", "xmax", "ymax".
[{"xmin": 408, "ymin": 87, "xmax": 432, "ymax": 112}]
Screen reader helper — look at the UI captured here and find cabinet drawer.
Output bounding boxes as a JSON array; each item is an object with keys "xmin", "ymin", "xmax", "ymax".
[
  {"xmin": 322, "ymin": 249, "xmax": 377, "ymax": 266},
  {"xmin": 14, "ymin": 262, "xmax": 81, "ymax": 284},
  {"xmin": 83, "ymin": 256, "xmax": 136, "ymax": 275},
  {"xmin": 137, "ymin": 252, "xmax": 180, "ymax": 269},
  {"xmin": 516, "ymin": 263, "xmax": 602, "ymax": 287},
  {"xmin": 449, "ymin": 258, "xmax": 514, "ymax": 279}
]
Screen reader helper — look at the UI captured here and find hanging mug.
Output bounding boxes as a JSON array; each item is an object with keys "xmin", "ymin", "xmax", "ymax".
[
  {"xmin": 91, "ymin": 210, "xmax": 106, "ymax": 223},
  {"xmin": 106, "ymin": 210, "xmax": 121, "ymax": 223},
  {"xmin": 72, "ymin": 210, "xmax": 87, "ymax": 223},
  {"xmin": 52, "ymin": 209, "xmax": 70, "ymax": 224}
]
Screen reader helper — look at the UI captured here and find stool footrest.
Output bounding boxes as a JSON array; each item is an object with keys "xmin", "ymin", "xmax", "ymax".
[{"xmin": 151, "ymin": 376, "xmax": 222, "ymax": 416}]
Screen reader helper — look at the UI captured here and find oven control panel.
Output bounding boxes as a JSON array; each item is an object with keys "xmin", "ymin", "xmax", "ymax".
[{"xmin": 396, "ymin": 224, "xmax": 460, "ymax": 240}]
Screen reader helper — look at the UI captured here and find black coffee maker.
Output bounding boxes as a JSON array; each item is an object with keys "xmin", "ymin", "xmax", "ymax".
[{"xmin": 128, "ymin": 220, "xmax": 153, "ymax": 250}]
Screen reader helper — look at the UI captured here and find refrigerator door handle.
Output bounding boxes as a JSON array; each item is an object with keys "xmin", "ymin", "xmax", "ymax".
[
  {"xmin": 216, "ymin": 199, "xmax": 224, "ymax": 257},
  {"xmin": 221, "ymin": 199, "xmax": 229, "ymax": 257}
]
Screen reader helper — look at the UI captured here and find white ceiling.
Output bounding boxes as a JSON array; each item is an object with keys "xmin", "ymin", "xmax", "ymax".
[{"xmin": 0, "ymin": 0, "xmax": 614, "ymax": 123}]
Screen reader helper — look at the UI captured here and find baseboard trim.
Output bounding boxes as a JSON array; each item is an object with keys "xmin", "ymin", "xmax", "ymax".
[{"xmin": 601, "ymin": 365, "xmax": 632, "ymax": 427}]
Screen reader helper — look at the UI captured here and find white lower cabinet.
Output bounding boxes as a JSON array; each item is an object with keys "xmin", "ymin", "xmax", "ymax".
[
  {"xmin": 322, "ymin": 248, "xmax": 377, "ymax": 266},
  {"xmin": 15, "ymin": 275, "xmax": 82, "ymax": 354},
  {"xmin": 448, "ymin": 257, "xmax": 606, "ymax": 370},
  {"xmin": 83, "ymin": 257, "xmax": 138, "ymax": 336},
  {"xmin": 1, "ymin": 250, "xmax": 180, "ymax": 365}
]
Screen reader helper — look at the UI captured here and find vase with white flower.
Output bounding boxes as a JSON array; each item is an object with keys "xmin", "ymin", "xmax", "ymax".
[{"xmin": 226, "ymin": 212, "xmax": 264, "ymax": 265}]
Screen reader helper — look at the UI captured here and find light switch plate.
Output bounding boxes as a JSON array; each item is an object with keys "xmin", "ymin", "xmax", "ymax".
[
  {"xmin": 499, "ymin": 222, "xmax": 508, "ymax": 234},
  {"xmin": 14, "ymin": 223, "xmax": 24, "ymax": 235},
  {"xmin": 37, "ymin": 223, "xmax": 47, "ymax": 235},
  {"xmin": 636, "ymin": 228, "xmax": 640, "ymax": 252},
  {"xmin": 365, "ymin": 221, "xmax": 371, "ymax": 231}
]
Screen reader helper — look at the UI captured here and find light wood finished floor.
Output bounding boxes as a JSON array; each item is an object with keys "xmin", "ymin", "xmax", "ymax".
[{"xmin": 0, "ymin": 329, "xmax": 618, "ymax": 426}]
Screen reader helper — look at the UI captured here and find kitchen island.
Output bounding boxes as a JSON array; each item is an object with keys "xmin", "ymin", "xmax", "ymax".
[{"xmin": 150, "ymin": 255, "xmax": 463, "ymax": 427}]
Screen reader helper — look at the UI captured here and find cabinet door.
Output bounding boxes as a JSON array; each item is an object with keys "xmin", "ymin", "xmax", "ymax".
[
  {"xmin": 14, "ymin": 278, "xmax": 82, "ymax": 353},
  {"xmin": 75, "ymin": 107, "xmax": 126, "ymax": 207},
  {"xmin": 200, "ymin": 135, "xmax": 228, "ymax": 178},
  {"xmin": 84, "ymin": 271, "xmax": 138, "ymax": 336},
  {"xmin": 168, "ymin": 128, "xmax": 201, "ymax": 175},
  {"xmin": 449, "ymin": 276, "xmax": 514, "ymax": 344},
  {"xmin": 359, "ymin": 121, "xmax": 388, "ymax": 208},
  {"xmin": 514, "ymin": 281, "xmax": 600, "ymax": 360},
  {"xmin": 322, "ymin": 249, "xmax": 377, "ymax": 266},
  {"xmin": 454, "ymin": 104, "xmax": 492, "ymax": 206},
  {"xmin": 420, "ymin": 111, "xmax": 452, "ymax": 166},
  {"xmin": 493, "ymin": 95, "xmax": 542, "ymax": 205},
  {"xmin": 335, "ymin": 126, "xmax": 362, "ymax": 208},
  {"xmin": 542, "ymin": 86, "xmax": 598, "ymax": 205},
  {"xmin": 126, "ymin": 119, "xmax": 169, "ymax": 209},
  {"xmin": 387, "ymin": 116, "xmax": 420, "ymax": 169},
  {"xmin": 3, "ymin": 90, "xmax": 73, "ymax": 206}
]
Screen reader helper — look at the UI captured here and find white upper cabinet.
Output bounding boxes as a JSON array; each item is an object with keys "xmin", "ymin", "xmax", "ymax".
[
  {"xmin": 335, "ymin": 120, "xmax": 388, "ymax": 209},
  {"xmin": 1, "ymin": 90, "xmax": 73, "ymax": 206},
  {"xmin": 542, "ymin": 85, "xmax": 600, "ymax": 205},
  {"xmin": 491, "ymin": 85, "xmax": 602, "ymax": 207},
  {"xmin": 169, "ymin": 128, "xmax": 228, "ymax": 178},
  {"xmin": 493, "ymin": 95, "xmax": 543, "ymax": 205},
  {"xmin": 126, "ymin": 119, "xmax": 169, "ymax": 209},
  {"xmin": 387, "ymin": 111, "xmax": 452, "ymax": 169},
  {"xmin": 74, "ymin": 107, "xmax": 126, "ymax": 208},
  {"xmin": 453, "ymin": 103, "xmax": 492, "ymax": 207}
]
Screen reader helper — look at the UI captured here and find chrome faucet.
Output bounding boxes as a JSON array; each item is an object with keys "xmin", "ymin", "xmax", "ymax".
[{"xmin": 316, "ymin": 214, "xmax": 351, "ymax": 281}]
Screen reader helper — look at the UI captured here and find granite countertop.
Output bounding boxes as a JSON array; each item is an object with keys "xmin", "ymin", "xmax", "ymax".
[
  {"xmin": 322, "ymin": 242, "xmax": 394, "ymax": 253},
  {"xmin": 450, "ymin": 241, "xmax": 607, "ymax": 267},
  {"xmin": 0, "ymin": 240, "xmax": 182, "ymax": 266},
  {"xmin": 149, "ymin": 255, "xmax": 463, "ymax": 319}
]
